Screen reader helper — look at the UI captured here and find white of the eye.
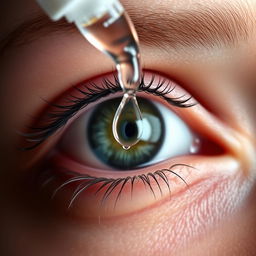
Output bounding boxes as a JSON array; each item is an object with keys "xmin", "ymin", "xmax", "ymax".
[
  {"xmin": 141, "ymin": 101, "xmax": 194, "ymax": 166},
  {"xmin": 59, "ymin": 107, "xmax": 109, "ymax": 169}
]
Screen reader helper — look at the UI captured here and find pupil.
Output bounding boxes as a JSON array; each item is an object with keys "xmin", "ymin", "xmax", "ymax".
[{"xmin": 124, "ymin": 122, "xmax": 137, "ymax": 139}]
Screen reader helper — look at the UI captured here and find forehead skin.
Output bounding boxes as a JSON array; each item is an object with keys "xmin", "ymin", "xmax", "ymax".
[
  {"xmin": 0, "ymin": 0, "xmax": 256, "ymax": 256},
  {"xmin": 1, "ymin": 0, "xmax": 255, "ymax": 49}
]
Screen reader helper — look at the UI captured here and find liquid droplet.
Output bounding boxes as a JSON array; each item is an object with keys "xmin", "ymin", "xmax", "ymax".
[
  {"xmin": 189, "ymin": 137, "xmax": 201, "ymax": 154},
  {"xmin": 112, "ymin": 93, "xmax": 143, "ymax": 148}
]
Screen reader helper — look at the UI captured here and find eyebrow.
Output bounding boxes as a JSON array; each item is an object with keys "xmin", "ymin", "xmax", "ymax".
[{"xmin": 0, "ymin": 2, "xmax": 253, "ymax": 53}]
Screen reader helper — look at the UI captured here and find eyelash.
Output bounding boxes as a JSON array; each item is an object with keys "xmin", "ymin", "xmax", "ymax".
[
  {"xmin": 21, "ymin": 73, "xmax": 195, "ymax": 150},
  {"xmin": 49, "ymin": 163, "xmax": 194, "ymax": 209}
]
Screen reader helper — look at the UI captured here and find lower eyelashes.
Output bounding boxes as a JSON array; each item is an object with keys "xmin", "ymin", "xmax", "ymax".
[
  {"xmin": 23, "ymin": 71, "xmax": 227, "ymax": 218},
  {"xmin": 36, "ymin": 155, "xmax": 228, "ymax": 218},
  {"xmin": 42, "ymin": 163, "xmax": 194, "ymax": 215}
]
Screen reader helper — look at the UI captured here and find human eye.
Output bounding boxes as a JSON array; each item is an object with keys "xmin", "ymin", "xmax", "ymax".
[
  {"xmin": 61, "ymin": 92, "xmax": 193, "ymax": 170},
  {"xmin": 21, "ymin": 70, "xmax": 228, "ymax": 218}
]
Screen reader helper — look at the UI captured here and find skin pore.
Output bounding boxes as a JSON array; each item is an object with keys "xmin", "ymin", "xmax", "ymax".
[{"xmin": 0, "ymin": 0, "xmax": 256, "ymax": 255}]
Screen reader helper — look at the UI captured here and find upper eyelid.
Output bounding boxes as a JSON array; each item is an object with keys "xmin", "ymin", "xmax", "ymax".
[{"xmin": 20, "ymin": 73, "xmax": 196, "ymax": 151}]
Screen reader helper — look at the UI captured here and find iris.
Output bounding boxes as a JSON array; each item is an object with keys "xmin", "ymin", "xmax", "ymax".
[{"xmin": 87, "ymin": 97, "xmax": 165, "ymax": 169}]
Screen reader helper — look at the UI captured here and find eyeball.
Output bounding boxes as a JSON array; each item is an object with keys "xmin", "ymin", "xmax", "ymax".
[{"xmin": 59, "ymin": 96, "xmax": 196, "ymax": 170}]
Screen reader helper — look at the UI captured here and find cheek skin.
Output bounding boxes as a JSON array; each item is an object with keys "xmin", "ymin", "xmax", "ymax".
[
  {"xmin": 179, "ymin": 185, "xmax": 256, "ymax": 256},
  {"xmin": 4, "ymin": 166, "xmax": 253, "ymax": 256}
]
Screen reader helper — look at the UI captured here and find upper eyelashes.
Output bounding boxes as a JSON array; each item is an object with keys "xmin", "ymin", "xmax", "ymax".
[{"xmin": 20, "ymin": 73, "xmax": 196, "ymax": 150}]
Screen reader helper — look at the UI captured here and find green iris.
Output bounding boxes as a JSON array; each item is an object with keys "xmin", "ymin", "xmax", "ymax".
[{"xmin": 87, "ymin": 97, "xmax": 164, "ymax": 169}]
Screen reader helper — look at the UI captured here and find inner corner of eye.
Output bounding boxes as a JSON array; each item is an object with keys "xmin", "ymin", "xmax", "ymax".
[{"xmin": 56, "ymin": 93, "xmax": 206, "ymax": 173}]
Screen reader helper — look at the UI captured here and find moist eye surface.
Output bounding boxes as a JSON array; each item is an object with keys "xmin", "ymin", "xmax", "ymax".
[{"xmin": 87, "ymin": 97, "xmax": 164, "ymax": 169}]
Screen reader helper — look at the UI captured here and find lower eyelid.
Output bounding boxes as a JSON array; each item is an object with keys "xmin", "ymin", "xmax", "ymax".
[{"xmin": 39, "ymin": 154, "xmax": 239, "ymax": 218}]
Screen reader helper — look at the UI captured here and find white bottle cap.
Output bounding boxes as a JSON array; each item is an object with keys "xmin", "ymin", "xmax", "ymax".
[{"xmin": 37, "ymin": 0, "xmax": 122, "ymax": 24}]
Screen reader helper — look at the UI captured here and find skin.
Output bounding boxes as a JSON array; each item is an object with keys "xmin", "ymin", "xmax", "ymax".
[{"xmin": 0, "ymin": 0, "xmax": 256, "ymax": 255}]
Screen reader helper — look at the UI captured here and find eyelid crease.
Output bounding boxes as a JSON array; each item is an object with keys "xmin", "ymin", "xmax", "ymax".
[{"xmin": 20, "ymin": 73, "xmax": 196, "ymax": 151}]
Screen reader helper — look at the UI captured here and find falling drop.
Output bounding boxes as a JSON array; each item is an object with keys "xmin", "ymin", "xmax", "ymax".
[{"xmin": 112, "ymin": 92, "xmax": 143, "ymax": 148}]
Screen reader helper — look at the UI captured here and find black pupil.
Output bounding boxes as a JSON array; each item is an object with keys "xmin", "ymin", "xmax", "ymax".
[{"xmin": 124, "ymin": 122, "xmax": 138, "ymax": 139}]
